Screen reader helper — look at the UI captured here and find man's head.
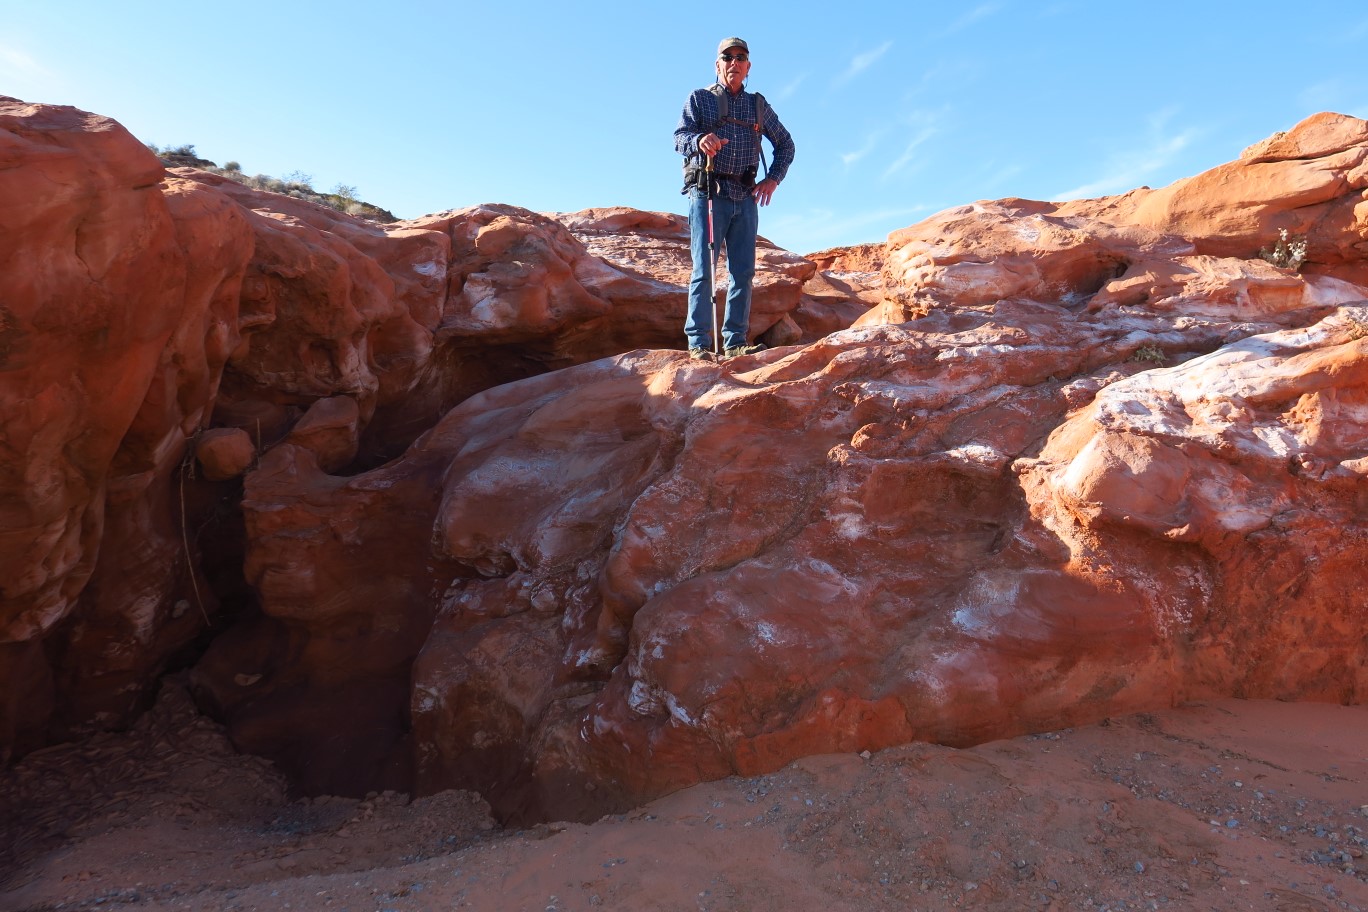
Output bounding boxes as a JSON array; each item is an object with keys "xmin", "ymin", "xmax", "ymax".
[{"xmin": 715, "ymin": 37, "xmax": 750, "ymax": 92}]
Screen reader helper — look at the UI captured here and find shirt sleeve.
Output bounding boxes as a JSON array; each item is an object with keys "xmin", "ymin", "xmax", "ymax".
[
  {"xmin": 674, "ymin": 90, "xmax": 712, "ymax": 159},
  {"xmin": 762, "ymin": 104, "xmax": 795, "ymax": 185}
]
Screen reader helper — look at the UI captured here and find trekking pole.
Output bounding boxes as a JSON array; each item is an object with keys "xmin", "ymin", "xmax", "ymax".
[{"xmin": 706, "ymin": 153, "xmax": 719, "ymax": 358}]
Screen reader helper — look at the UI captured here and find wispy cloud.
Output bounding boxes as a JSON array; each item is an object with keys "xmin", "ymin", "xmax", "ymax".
[
  {"xmin": 774, "ymin": 73, "xmax": 807, "ymax": 103},
  {"xmin": 981, "ymin": 163, "xmax": 1025, "ymax": 193},
  {"xmin": 882, "ymin": 127, "xmax": 938, "ymax": 180},
  {"xmin": 940, "ymin": 3, "xmax": 1003, "ymax": 37},
  {"xmin": 873, "ymin": 107, "xmax": 951, "ymax": 181},
  {"xmin": 1054, "ymin": 111, "xmax": 1199, "ymax": 200},
  {"xmin": 1297, "ymin": 78, "xmax": 1368, "ymax": 117},
  {"xmin": 1334, "ymin": 17, "xmax": 1368, "ymax": 43},
  {"xmin": 770, "ymin": 204, "xmax": 937, "ymax": 253},
  {"xmin": 841, "ymin": 130, "xmax": 886, "ymax": 167},
  {"xmin": 834, "ymin": 41, "xmax": 893, "ymax": 88},
  {"xmin": 0, "ymin": 43, "xmax": 53, "ymax": 81}
]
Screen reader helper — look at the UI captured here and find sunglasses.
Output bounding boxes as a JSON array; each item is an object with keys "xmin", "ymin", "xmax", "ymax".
[{"xmin": 719, "ymin": 53, "xmax": 749, "ymax": 62}]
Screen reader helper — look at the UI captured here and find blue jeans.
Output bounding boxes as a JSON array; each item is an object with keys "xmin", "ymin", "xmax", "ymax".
[{"xmin": 686, "ymin": 188, "xmax": 758, "ymax": 351}]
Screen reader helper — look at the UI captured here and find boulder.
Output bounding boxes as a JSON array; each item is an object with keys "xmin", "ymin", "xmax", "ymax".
[
  {"xmin": 868, "ymin": 112, "xmax": 1368, "ymax": 323},
  {"xmin": 197, "ymin": 428, "xmax": 256, "ymax": 482},
  {"xmin": 0, "ymin": 100, "xmax": 253, "ymax": 749}
]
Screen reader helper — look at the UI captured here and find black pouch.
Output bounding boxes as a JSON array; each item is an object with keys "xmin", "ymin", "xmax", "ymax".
[{"xmin": 681, "ymin": 158, "xmax": 711, "ymax": 195}]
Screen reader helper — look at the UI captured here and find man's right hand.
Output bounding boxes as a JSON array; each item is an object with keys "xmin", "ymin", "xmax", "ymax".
[{"xmin": 699, "ymin": 133, "xmax": 729, "ymax": 156}]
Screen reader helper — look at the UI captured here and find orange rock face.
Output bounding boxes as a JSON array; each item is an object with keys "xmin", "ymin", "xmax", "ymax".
[
  {"xmin": 3, "ymin": 100, "xmax": 1366, "ymax": 830},
  {"xmin": 202, "ymin": 291, "xmax": 1368, "ymax": 823},
  {"xmin": 0, "ymin": 100, "xmax": 824, "ymax": 762},
  {"xmin": 0, "ymin": 100, "xmax": 253, "ymax": 752}
]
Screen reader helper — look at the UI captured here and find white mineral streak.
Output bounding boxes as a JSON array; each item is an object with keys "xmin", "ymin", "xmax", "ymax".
[
  {"xmin": 412, "ymin": 256, "xmax": 444, "ymax": 277},
  {"xmin": 951, "ymin": 571, "xmax": 1023, "ymax": 635}
]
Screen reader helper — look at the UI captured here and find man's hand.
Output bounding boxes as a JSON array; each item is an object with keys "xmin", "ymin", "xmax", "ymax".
[
  {"xmin": 752, "ymin": 178, "xmax": 779, "ymax": 207},
  {"xmin": 699, "ymin": 133, "xmax": 728, "ymax": 156}
]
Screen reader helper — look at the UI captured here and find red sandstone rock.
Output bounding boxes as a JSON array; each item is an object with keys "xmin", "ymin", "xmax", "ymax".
[
  {"xmin": 180, "ymin": 169, "xmax": 445, "ymax": 461},
  {"xmin": 870, "ymin": 112, "xmax": 1368, "ymax": 323},
  {"xmin": 4, "ymin": 96, "xmax": 1368, "ymax": 832},
  {"xmin": 1119, "ymin": 113, "xmax": 1368, "ymax": 272},
  {"xmin": 550, "ymin": 206, "xmax": 817, "ymax": 347},
  {"xmin": 797, "ymin": 267, "xmax": 884, "ymax": 339},
  {"xmin": 197, "ymin": 428, "xmax": 256, "ymax": 481},
  {"xmin": 184, "ymin": 113, "xmax": 1368, "ymax": 822},
  {"xmin": 203, "ymin": 294, "xmax": 1367, "ymax": 822},
  {"xmin": 0, "ymin": 101, "xmax": 254, "ymax": 749},
  {"xmin": 286, "ymin": 396, "xmax": 360, "ymax": 473}
]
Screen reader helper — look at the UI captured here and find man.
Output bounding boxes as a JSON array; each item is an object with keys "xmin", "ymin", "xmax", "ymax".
[{"xmin": 674, "ymin": 37, "xmax": 795, "ymax": 360}]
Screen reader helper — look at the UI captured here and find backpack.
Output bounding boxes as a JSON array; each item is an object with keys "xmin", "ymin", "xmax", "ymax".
[{"xmin": 682, "ymin": 85, "xmax": 770, "ymax": 194}]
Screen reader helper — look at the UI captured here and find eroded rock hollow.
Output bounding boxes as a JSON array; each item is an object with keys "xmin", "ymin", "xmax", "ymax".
[{"xmin": 2, "ymin": 99, "xmax": 1365, "ymax": 824}]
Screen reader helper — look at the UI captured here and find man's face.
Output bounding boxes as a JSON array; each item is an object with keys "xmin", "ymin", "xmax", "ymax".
[{"xmin": 716, "ymin": 46, "xmax": 750, "ymax": 90}]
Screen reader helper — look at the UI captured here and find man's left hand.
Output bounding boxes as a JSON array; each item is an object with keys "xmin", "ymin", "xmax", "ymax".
[{"xmin": 752, "ymin": 178, "xmax": 779, "ymax": 207}]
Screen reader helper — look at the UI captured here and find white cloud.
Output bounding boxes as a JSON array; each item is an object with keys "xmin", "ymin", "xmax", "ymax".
[
  {"xmin": 0, "ymin": 43, "xmax": 53, "ymax": 79},
  {"xmin": 770, "ymin": 204, "xmax": 936, "ymax": 252},
  {"xmin": 882, "ymin": 124, "xmax": 941, "ymax": 180},
  {"xmin": 834, "ymin": 41, "xmax": 893, "ymax": 87},
  {"xmin": 841, "ymin": 130, "xmax": 885, "ymax": 167},
  {"xmin": 981, "ymin": 163, "xmax": 1024, "ymax": 192},
  {"xmin": 1053, "ymin": 115, "xmax": 1199, "ymax": 200},
  {"xmin": 1335, "ymin": 18, "xmax": 1368, "ymax": 43},
  {"xmin": 774, "ymin": 73, "xmax": 807, "ymax": 103},
  {"xmin": 940, "ymin": 3, "xmax": 1003, "ymax": 37},
  {"xmin": 1297, "ymin": 78, "xmax": 1368, "ymax": 118}
]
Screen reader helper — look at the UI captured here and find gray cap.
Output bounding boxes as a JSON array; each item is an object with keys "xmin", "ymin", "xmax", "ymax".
[{"xmin": 717, "ymin": 37, "xmax": 749, "ymax": 56}]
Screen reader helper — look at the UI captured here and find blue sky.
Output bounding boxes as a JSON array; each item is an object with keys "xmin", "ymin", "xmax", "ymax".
[{"xmin": 5, "ymin": 1, "xmax": 1367, "ymax": 254}]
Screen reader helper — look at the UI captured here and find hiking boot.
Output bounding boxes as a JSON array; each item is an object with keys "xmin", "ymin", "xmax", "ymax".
[
  {"xmin": 723, "ymin": 342, "xmax": 767, "ymax": 359},
  {"xmin": 688, "ymin": 347, "xmax": 716, "ymax": 362}
]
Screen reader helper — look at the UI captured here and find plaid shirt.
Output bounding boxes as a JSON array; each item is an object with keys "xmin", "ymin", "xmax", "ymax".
[{"xmin": 675, "ymin": 83, "xmax": 795, "ymax": 201}]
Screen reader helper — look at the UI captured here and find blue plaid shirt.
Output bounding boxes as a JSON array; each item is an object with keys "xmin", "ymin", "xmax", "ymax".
[{"xmin": 674, "ymin": 83, "xmax": 795, "ymax": 201}]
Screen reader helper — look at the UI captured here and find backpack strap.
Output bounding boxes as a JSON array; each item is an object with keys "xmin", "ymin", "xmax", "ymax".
[
  {"xmin": 706, "ymin": 86, "xmax": 771, "ymax": 180},
  {"xmin": 752, "ymin": 93, "xmax": 770, "ymax": 180},
  {"xmin": 708, "ymin": 83, "xmax": 729, "ymax": 129}
]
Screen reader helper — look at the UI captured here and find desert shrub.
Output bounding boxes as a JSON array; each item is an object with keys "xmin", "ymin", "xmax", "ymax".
[
  {"xmin": 146, "ymin": 140, "xmax": 394, "ymax": 223},
  {"xmin": 282, "ymin": 170, "xmax": 314, "ymax": 192},
  {"xmin": 1131, "ymin": 344, "xmax": 1166, "ymax": 365},
  {"xmin": 1259, "ymin": 229, "xmax": 1308, "ymax": 271}
]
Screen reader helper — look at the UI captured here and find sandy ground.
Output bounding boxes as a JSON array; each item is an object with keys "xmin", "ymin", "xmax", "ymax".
[{"xmin": 2, "ymin": 682, "xmax": 1366, "ymax": 912}]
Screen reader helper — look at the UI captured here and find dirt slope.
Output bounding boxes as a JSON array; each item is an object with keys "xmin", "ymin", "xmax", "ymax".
[{"xmin": 2, "ymin": 684, "xmax": 1364, "ymax": 911}]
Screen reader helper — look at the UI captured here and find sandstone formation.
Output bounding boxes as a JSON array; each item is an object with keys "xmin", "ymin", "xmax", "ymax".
[
  {"xmin": 2, "ymin": 99, "xmax": 1366, "ymax": 831},
  {"xmin": 0, "ymin": 98, "xmax": 817, "ymax": 765},
  {"xmin": 0, "ymin": 100, "xmax": 254, "ymax": 756},
  {"xmin": 195, "ymin": 112, "xmax": 1367, "ymax": 823}
]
